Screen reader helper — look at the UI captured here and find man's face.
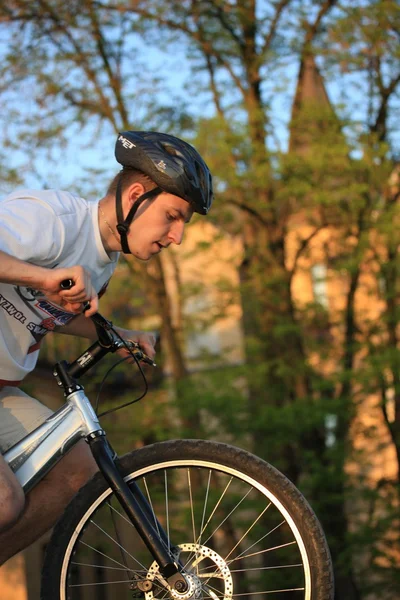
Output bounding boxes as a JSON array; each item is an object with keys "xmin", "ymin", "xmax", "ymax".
[{"xmin": 127, "ymin": 192, "xmax": 194, "ymax": 260}]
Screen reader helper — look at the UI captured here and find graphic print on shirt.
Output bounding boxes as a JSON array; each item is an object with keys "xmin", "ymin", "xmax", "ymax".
[
  {"xmin": 14, "ymin": 261, "xmax": 61, "ymax": 317},
  {"xmin": 0, "ymin": 292, "xmax": 27, "ymax": 324},
  {"xmin": 15, "ymin": 285, "xmax": 49, "ymax": 322},
  {"xmin": 16, "ymin": 286, "xmax": 44, "ymax": 302},
  {"xmin": 34, "ymin": 299, "xmax": 75, "ymax": 325},
  {"xmin": 13, "ymin": 286, "xmax": 75, "ymax": 342},
  {"xmin": 26, "ymin": 317, "xmax": 57, "ymax": 343}
]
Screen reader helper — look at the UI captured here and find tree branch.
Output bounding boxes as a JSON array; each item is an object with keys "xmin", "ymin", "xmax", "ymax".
[
  {"xmin": 260, "ymin": 0, "xmax": 292, "ymax": 58},
  {"xmin": 87, "ymin": 1, "xmax": 129, "ymax": 128},
  {"xmin": 303, "ymin": 0, "xmax": 338, "ymax": 51},
  {"xmin": 228, "ymin": 197, "xmax": 271, "ymax": 228},
  {"xmin": 203, "ymin": 0, "xmax": 245, "ymax": 51},
  {"xmin": 36, "ymin": 0, "xmax": 118, "ymax": 129},
  {"xmin": 372, "ymin": 65, "xmax": 400, "ymax": 141},
  {"xmin": 289, "ymin": 224, "xmax": 327, "ymax": 280}
]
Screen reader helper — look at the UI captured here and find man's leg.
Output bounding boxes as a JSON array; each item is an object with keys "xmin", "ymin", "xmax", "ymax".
[
  {"xmin": 0, "ymin": 455, "xmax": 25, "ymax": 531},
  {"xmin": 0, "ymin": 440, "xmax": 98, "ymax": 565}
]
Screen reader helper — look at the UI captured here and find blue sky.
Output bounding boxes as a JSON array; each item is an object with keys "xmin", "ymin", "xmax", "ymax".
[{"xmin": 1, "ymin": 13, "xmax": 397, "ymax": 200}]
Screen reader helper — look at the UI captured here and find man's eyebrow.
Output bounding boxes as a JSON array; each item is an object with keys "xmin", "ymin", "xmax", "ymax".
[{"xmin": 174, "ymin": 207, "xmax": 192, "ymax": 223}]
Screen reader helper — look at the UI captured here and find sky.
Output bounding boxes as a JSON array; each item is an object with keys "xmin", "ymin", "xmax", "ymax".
[
  {"xmin": 0, "ymin": 11, "xmax": 301, "ymax": 198},
  {"xmin": 1, "ymin": 45, "xmax": 207, "ymax": 196},
  {"xmin": 1, "ymin": 4, "xmax": 398, "ymax": 199}
]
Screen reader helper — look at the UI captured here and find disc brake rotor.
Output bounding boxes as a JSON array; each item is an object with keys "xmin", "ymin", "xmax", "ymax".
[{"xmin": 145, "ymin": 543, "xmax": 233, "ymax": 600}]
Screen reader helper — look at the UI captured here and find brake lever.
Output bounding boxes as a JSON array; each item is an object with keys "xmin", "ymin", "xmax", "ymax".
[{"xmin": 124, "ymin": 341, "xmax": 157, "ymax": 367}]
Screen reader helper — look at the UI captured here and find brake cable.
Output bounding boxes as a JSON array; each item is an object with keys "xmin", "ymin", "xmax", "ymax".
[
  {"xmin": 59, "ymin": 283, "xmax": 155, "ymax": 417},
  {"xmin": 95, "ymin": 327, "xmax": 150, "ymax": 418}
]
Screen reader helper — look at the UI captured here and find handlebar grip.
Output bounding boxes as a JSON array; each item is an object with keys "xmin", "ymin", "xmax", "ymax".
[
  {"xmin": 83, "ymin": 301, "xmax": 91, "ymax": 313},
  {"xmin": 60, "ymin": 281, "xmax": 91, "ymax": 312},
  {"xmin": 60, "ymin": 279, "xmax": 74, "ymax": 290}
]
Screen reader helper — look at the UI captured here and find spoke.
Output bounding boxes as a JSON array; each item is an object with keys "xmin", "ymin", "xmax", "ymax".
[
  {"xmin": 229, "ymin": 563, "xmax": 303, "ymax": 573},
  {"xmin": 139, "ymin": 477, "xmax": 171, "ymax": 556},
  {"xmin": 198, "ymin": 590, "xmax": 305, "ymax": 599},
  {"xmin": 145, "ymin": 577, "xmax": 171, "ymax": 595},
  {"xmin": 78, "ymin": 540, "xmax": 132, "ymax": 571},
  {"xmin": 202, "ymin": 592, "xmax": 224, "ymax": 600},
  {"xmin": 181, "ymin": 474, "xmax": 235, "ymax": 574},
  {"xmin": 69, "ymin": 580, "xmax": 139, "ymax": 588},
  {"xmin": 204, "ymin": 587, "xmax": 220, "ymax": 600},
  {"xmin": 203, "ymin": 581, "xmax": 226, "ymax": 597},
  {"xmin": 89, "ymin": 519, "xmax": 147, "ymax": 570},
  {"xmin": 198, "ymin": 469, "xmax": 212, "ymax": 547},
  {"xmin": 69, "ymin": 565, "xmax": 168, "ymax": 594},
  {"xmin": 187, "ymin": 468, "xmax": 197, "ymax": 570},
  {"xmin": 108, "ymin": 500, "xmax": 131, "ymax": 581},
  {"xmin": 228, "ymin": 519, "xmax": 286, "ymax": 564},
  {"xmin": 230, "ymin": 589, "xmax": 305, "ymax": 596},
  {"xmin": 143, "ymin": 477, "xmax": 163, "ymax": 542},
  {"xmin": 197, "ymin": 476, "xmax": 234, "ymax": 540},
  {"xmin": 202, "ymin": 487, "xmax": 253, "ymax": 547},
  {"xmin": 197, "ymin": 571, "xmax": 225, "ymax": 579},
  {"xmin": 198, "ymin": 563, "xmax": 303, "ymax": 575},
  {"xmin": 71, "ymin": 561, "xmax": 145, "ymax": 572},
  {"xmin": 224, "ymin": 502, "xmax": 272, "ymax": 562},
  {"xmin": 156, "ymin": 580, "xmax": 172, "ymax": 600},
  {"xmin": 227, "ymin": 540, "xmax": 297, "ymax": 565},
  {"xmin": 164, "ymin": 470, "xmax": 171, "ymax": 552},
  {"xmin": 106, "ymin": 500, "xmax": 142, "ymax": 530}
]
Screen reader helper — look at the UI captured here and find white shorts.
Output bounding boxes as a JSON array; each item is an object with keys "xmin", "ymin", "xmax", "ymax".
[{"xmin": 0, "ymin": 386, "xmax": 53, "ymax": 453}]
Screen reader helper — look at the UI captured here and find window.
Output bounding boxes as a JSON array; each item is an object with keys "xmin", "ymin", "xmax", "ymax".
[
  {"xmin": 325, "ymin": 413, "xmax": 337, "ymax": 447},
  {"xmin": 384, "ymin": 387, "xmax": 396, "ymax": 423},
  {"xmin": 311, "ymin": 263, "xmax": 328, "ymax": 309}
]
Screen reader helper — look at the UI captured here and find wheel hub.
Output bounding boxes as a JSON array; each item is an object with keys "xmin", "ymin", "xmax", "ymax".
[{"xmin": 145, "ymin": 543, "xmax": 233, "ymax": 600}]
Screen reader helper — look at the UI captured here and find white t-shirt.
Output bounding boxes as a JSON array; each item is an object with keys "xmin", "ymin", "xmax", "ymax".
[{"xmin": 0, "ymin": 189, "xmax": 119, "ymax": 384}]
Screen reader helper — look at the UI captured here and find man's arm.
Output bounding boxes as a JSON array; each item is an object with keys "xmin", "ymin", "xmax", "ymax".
[
  {"xmin": 0, "ymin": 250, "xmax": 99, "ymax": 316},
  {"xmin": 55, "ymin": 316, "xmax": 157, "ymax": 359},
  {"xmin": 0, "ymin": 249, "xmax": 49, "ymax": 287},
  {"xmin": 54, "ymin": 314, "xmax": 97, "ymax": 340}
]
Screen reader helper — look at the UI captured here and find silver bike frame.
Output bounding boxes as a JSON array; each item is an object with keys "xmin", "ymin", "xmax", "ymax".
[{"xmin": 3, "ymin": 389, "xmax": 102, "ymax": 494}]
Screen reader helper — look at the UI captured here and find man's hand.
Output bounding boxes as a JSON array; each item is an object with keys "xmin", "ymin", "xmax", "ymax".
[
  {"xmin": 40, "ymin": 266, "xmax": 99, "ymax": 317},
  {"xmin": 115, "ymin": 329, "xmax": 157, "ymax": 362}
]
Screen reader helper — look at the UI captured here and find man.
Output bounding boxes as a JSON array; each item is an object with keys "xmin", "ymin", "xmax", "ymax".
[{"xmin": 0, "ymin": 130, "xmax": 213, "ymax": 564}]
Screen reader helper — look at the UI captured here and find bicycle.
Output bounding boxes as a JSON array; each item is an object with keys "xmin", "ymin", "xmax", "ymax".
[{"xmin": 4, "ymin": 290, "xmax": 334, "ymax": 600}]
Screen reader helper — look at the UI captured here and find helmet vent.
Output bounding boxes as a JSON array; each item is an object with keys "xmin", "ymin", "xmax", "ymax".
[
  {"xmin": 184, "ymin": 164, "xmax": 195, "ymax": 182},
  {"xmin": 195, "ymin": 161, "xmax": 205, "ymax": 188},
  {"xmin": 163, "ymin": 144, "xmax": 182, "ymax": 158}
]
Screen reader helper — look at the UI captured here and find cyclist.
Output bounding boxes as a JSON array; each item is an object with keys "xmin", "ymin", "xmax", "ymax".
[{"xmin": 0, "ymin": 130, "xmax": 213, "ymax": 564}]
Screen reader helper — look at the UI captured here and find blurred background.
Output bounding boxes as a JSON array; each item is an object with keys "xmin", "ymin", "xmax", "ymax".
[{"xmin": 0, "ymin": 1, "xmax": 399, "ymax": 599}]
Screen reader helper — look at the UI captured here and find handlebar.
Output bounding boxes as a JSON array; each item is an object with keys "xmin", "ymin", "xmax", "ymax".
[
  {"xmin": 52, "ymin": 281, "xmax": 157, "ymax": 415},
  {"xmin": 59, "ymin": 279, "xmax": 156, "ymax": 369}
]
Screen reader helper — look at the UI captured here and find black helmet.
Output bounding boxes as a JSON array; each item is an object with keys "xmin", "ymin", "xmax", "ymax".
[{"xmin": 115, "ymin": 131, "xmax": 213, "ymax": 215}]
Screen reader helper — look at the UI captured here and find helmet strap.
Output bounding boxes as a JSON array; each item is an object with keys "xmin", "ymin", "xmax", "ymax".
[{"xmin": 115, "ymin": 175, "xmax": 162, "ymax": 254}]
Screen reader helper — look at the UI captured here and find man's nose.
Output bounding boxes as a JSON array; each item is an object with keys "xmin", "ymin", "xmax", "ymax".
[{"xmin": 170, "ymin": 222, "xmax": 185, "ymax": 245}]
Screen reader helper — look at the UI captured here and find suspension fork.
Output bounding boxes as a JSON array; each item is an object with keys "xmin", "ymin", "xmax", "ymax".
[{"xmin": 88, "ymin": 434, "xmax": 188, "ymax": 591}]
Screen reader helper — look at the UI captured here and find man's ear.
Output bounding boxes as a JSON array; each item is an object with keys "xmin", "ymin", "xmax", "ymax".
[{"xmin": 126, "ymin": 182, "xmax": 146, "ymax": 208}]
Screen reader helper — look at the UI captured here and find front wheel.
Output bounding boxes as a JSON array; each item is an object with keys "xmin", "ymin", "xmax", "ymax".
[{"xmin": 41, "ymin": 439, "xmax": 334, "ymax": 600}]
